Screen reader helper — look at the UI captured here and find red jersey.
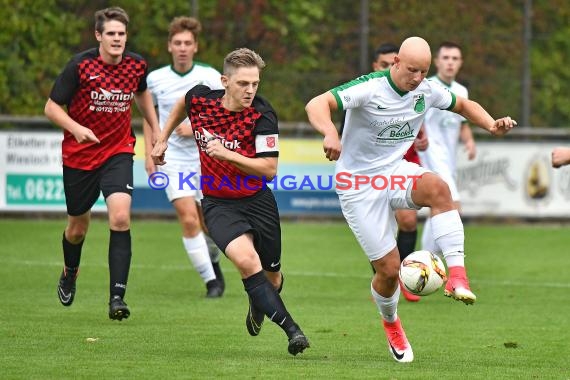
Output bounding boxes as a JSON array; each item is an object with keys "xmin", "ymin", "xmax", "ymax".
[
  {"xmin": 49, "ymin": 48, "xmax": 148, "ymax": 170},
  {"xmin": 185, "ymin": 85, "xmax": 279, "ymax": 199}
]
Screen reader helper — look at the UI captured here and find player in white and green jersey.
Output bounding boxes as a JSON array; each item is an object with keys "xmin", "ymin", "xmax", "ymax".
[
  {"xmin": 306, "ymin": 36, "xmax": 516, "ymax": 363},
  {"xmin": 143, "ymin": 16, "xmax": 225, "ymax": 298},
  {"xmin": 419, "ymin": 42, "xmax": 477, "ymax": 256},
  {"xmin": 147, "ymin": 61, "xmax": 221, "ymax": 163}
]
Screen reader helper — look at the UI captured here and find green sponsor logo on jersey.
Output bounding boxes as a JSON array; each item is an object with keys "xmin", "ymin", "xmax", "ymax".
[
  {"xmin": 376, "ymin": 122, "xmax": 415, "ymax": 145},
  {"xmin": 413, "ymin": 94, "xmax": 425, "ymax": 113}
]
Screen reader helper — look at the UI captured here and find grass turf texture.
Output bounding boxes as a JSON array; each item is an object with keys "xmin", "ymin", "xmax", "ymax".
[{"xmin": 0, "ymin": 219, "xmax": 569, "ymax": 379}]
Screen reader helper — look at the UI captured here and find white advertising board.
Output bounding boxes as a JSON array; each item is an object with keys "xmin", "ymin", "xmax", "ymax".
[
  {"xmin": 1, "ymin": 131, "xmax": 569, "ymax": 217},
  {"xmin": 454, "ymin": 142, "xmax": 570, "ymax": 217},
  {"xmin": 0, "ymin": 131, "xmax": 105, "ymax": 211}
]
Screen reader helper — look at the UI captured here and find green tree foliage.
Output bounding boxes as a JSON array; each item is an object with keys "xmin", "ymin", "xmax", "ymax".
[
  {"xmin": 0, "ymin": 0, "xmax": 84, "ymax": 113},
  {"xmin": 531, "ymin": 0, "xmax": 570, "ymax": 126},
  {"xmin": 0, "ymin": 0, "xmax": 568, "ymax": 126}
]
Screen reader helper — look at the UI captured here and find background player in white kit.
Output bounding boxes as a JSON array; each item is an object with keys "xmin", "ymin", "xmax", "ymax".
[
  {"xmin": 305, "ymin": 36, "xmax": 516, "ymax": 363},
  {"xmin": 143, "ymin": 16, "xmax": 225, "ymax": 297},
  {"xmin": 419, "ymin": 42, "xmax": 476, "ymax": 267}
]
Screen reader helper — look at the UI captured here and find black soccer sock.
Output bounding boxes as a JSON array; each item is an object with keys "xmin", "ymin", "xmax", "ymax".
[
  {"xmin": 213, "ymin": 261, "xmax": 225, "ymax": 283},
  {"xmin": 62, "ymin": 231, "xmax": 84, "ymax": 268},
  {"xmin": 109, "ymin": 229, "xmax": 131, "ymax": 299},
  {"xmin": 243, "ymin": 271, "xmax": 298, "ymax": 338},
  {"xmin": 397, "ymin": 229, "xmax": 418, "ymax": 262}
]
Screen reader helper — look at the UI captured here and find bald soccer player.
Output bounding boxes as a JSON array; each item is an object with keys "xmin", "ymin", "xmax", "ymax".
[{"xmin": 305, "ymin": 36, "xmax": 516, "ymax": 363}]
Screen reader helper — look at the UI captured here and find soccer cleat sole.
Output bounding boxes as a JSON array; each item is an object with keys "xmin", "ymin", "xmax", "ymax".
[
  {"xmin": 109, "ymin": 296, "xmax": 130, "ymax": 321},
  {"xmin": 109, "ymin": 308, "xmax": 130, "ymax": 321},
  {"xmin": 444, "ymin": 289, "xmax": 476, "ymax": 305},
  {"xmin": 288, "ymin": 334, "xmax": 310, "ymax": 356}
]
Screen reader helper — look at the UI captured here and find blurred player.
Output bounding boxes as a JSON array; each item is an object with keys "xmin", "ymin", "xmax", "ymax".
[
  {"xmin": 44, "ymin": 7, "xmax": 161, "ymax": 320},
  {"xmin": 143, "ymin": 16, "xmax": 225, "ymax": 298},
  {"xmin": 305, "ymin": 36, "xmax": 516, "ymax": 362},
  {"xmin": 418, "ymin": 42, "xmax": 477, "ymax": 301},
  {"xmin": 150, "ymin": 48, "xmax": 310, "ymax": 356}
]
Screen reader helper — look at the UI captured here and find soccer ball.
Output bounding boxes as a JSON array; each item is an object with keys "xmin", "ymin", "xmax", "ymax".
[{"xmin": 399, "ymin": 250, "xmax": 447, "ymax": 296}]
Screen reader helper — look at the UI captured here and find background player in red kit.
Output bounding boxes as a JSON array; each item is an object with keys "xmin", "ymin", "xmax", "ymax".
[
  {"xmin": 44, "ymin": 6, "xmax": 160, "ymax": 320},
  {"xmin": 150, "ymin": 48, "xmax": 310, "ymax": 356}
]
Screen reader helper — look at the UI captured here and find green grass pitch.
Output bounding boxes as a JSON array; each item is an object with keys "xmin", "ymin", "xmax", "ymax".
[{"xmin": 0, "ymin": 218, "xmax": 569, "ymax": 379}]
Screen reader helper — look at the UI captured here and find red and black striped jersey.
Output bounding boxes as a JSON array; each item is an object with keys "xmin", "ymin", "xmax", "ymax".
[
  {"xmin": 49, "ymin": 48, "xmax": 148, "ymax": 170},
  {"xmin": 185, "ymin": 85, "xmax": 279, "ymax": 199}
]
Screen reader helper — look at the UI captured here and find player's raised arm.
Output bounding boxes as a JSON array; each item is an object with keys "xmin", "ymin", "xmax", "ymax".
[
  {"xmin": 452, "ymin": 96, "xmax": 516, "ymax": 136},
  {"xmin": 305, "ymin": 92, "xmax": 342, "ymax": 161},
  {"xmin": 150, "ymin": 95, "xmax": 187, "ymax": 165}
]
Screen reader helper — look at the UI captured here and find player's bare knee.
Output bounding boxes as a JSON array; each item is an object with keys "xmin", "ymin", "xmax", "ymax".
[
  {"xmin": 180, "ymin": 212, "xmax": 200, "ymax": 232},
  {"xmin": 232, "ymin": 251, "xmax": 260, "ymax": 273},
  {"xmin": 371, "ymin": 258, "xmax": 399, "ymax": 281},
  {"xmin": 66, "ymin": 228, "xmax": 87, "ymax": 243},
  {"xmin": 424, "ymin": 178, "xmax": 453, "ymax": 209},
  {"xmin": 109, "ymin": 211, "xmax": 131, "ymax": 231},
  {"xmin": 371, "ymin": 268, "xmax": 399, "ymax": 294}
]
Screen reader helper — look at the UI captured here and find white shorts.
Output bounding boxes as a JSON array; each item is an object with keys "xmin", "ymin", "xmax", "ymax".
[
  {"xmin": 158, "ymin": 161, "xmax": 203, "ymax": 202},
  {"xmin": 337, "ymin": 160, "xmax": 429, "ymax": 261}
]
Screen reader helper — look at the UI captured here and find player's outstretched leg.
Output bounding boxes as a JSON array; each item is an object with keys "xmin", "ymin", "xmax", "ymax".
[
  {"xmin": 243, "ymin": 271, "xmax": 309, "ymax": 355},
  {"xmin": 382, "ymin": 318, "xmax": 414, "ymax": 363},
  {"xmin": 57, "ymin": 266, "xmax": 79, "ymax": 306},
  {"xmin": 246, "ymin": 273, "xmax": 286, "ymax": 337},
  {"xmin": 431, "ymin": 210, "xmax": 476, "ymax": 305},
  {"xmin": 108, "ymin": 230, "xmax": 132, "ymax": 319},
  {"xmin": 444, "ymin": 266, "xmax": 476, "ymax": 304},
  {"xmin": 371, "ymin": 283, "xmax": 413, "ymax": 363},
  {"xmin": 245, "ymin": 296, "xmax": 265, "ymax": 336},
  {"xmin": 58, "ymin": 231, "xmax": 84, "ymax": 306}
]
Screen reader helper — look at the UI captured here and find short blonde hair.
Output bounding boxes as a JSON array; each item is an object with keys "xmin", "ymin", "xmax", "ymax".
[{"xmin": 223, "ymin": 48, "xmax": 266, "ymax": 76}]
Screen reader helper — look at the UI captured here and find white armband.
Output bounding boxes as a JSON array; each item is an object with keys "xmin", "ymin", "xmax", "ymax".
[{"xmin": 255, "ymin": 134, "xmax": 279, "ymax": 153}]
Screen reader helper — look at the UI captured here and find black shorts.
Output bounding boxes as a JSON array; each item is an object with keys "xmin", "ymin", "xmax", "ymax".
[
  {"xmin": 63, "ymin": 153, "xmax": 134, "ymax": 216},
  {"xmin": 201, "ymin": 188, "xmax": 282, "ymax": 272}
]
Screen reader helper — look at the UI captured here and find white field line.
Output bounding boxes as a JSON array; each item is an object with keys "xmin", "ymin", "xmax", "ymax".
[{"xmin": 3, "ymin": 258, "xmax": 570, "ymax": 289}]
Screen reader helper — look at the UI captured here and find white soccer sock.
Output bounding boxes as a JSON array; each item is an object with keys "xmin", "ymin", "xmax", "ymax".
[
  {"xmin": 421, "ymin": 216, "xmax": 440, "ymax": 253},
  {"xmin": 183, "ymin": 233, "xmax": 216, "ymax": 283},
  {"xmin": 205, "ymin": 235, "xmax": 222, "ymax": 263},
  {"xmin": 430, "ymin": 210, "xmax": 465, "ymax": 267},
  {"xmin": 370, "ymin": 282, "xmax": 400, "ymax": 323}
]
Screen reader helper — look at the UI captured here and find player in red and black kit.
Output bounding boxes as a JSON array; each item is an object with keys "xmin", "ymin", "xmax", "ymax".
[
  {"xmin": 44, "ymin": 7, "xmax": 160, "ymax": 320},
  {"xmin": 151, "ymin": 48, "xmax": 310, "ymax": 356}
]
